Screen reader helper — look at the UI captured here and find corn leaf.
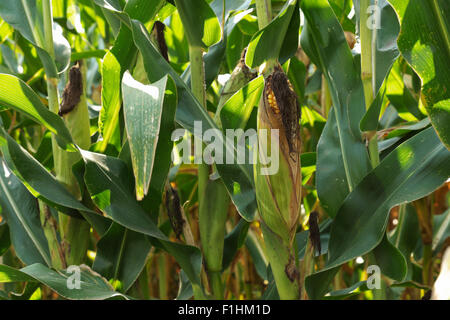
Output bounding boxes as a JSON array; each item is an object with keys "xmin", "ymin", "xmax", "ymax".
[
  {"xmin": 173, "ymin": 0, "xmax": 221, "ymax": 49},
  {"xmin": 121, "ymin": 72, "xmax": 169, "ymax": 200},
  {"xmin": 0, "ymin": 263, "xmax": 128, "ymax": 300},
  {"xmin": 245, "ymin": 0, "xmax": 299, "ymax": 68},
  {"xmin": 0, "ymin": 74, "xmax": 74, "ymax": 150},
  {"xmin": 80, "ymin": 150, "xmax": 203, "ymax": 287},
  {"xmin": 0, "ymin": 0, "xmax": 70, "ymax": 77},
  {"xmin": 389, "ymin": 0, "xmax": 450, "ymax": 149},
  {"xmin": 92, "ymin": 222, "xmax": 151, "ymax": 292},
  {"xmin": 0, "ymin": 158, "xmax": 51, "ymax": 267},
  {"xmin": 301, "ymin": 0, "xmax": 372, "ymax": 218}
]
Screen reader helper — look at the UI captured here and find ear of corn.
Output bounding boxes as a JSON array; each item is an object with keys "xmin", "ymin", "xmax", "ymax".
[{"xmin": 254, "ymin": 67, "xmax": 302, "ymax": 299}]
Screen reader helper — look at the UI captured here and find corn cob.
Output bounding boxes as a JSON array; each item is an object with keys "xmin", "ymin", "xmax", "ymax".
[{"xmin": 255, "ymin": 65, "xmax": 302, "ymax": 299}]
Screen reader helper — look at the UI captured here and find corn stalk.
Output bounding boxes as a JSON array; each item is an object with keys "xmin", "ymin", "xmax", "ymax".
[
  {"xmin": 42, "ymin": 0, "xmax": 91, "ymax": 266},
  {"xmin": 360, "ymin": 0, "xmax": 380, "ymax": 167}
]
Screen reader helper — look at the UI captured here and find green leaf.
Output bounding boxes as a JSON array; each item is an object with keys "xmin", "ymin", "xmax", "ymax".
[
  {"xmin": 219, "ymin": 75, "xmax": 264, "ymax": 130},
  {"xmin": 389, "ymin": 0, "xmax": 450, "ymax": 149},
  {"xmin": 0, "ymin": 74, "xmax": 74, "ymax": 150},
  {"xmin": 9, "ymin": 282, "xmax": 40, "ymax": 300},
  {"xmin": 371, "ymin": 0, "xmax": 400, "ymax": 91},
  {"xmin": 226, "ymin": 20, "xmax": 252, "ymax": 71},
  {"xmin": 245, "ymin": 0, "xmax": 298, "ymax": 68},
  {"xmin": 222, "ymin": 219, "xmax": 250, "ymax": 270},
  {"xmin": 0, "ymin": 263, "xmax": 128, "ymax": 300},
  {"xmin": 301, "ymin": 0, "xmax": 372, "ymax": 217},
  {"xmin": 300, "ymin": 152, "xmax": 316, "ymax": 185},
  {"xmin": 164, "ymin": 11, "xmax": 190, "ymax": 64},
  {"xmin": 34, "ymin": 131, "xmax": 54, "ymax": 170},
  {"xmin": 278, "ymin": 1, "xmax": 301, "ymax": 65},
  {"xmin": 94, "ymin": 0, "xmax": 123, "ymax": 12},
  {"xmin": 0, "ymin": 43, "xmax": 20, "ymax": 74},
  {"xmin": 144, "ymin": 77, "xmax": 178, "ymax": 213},
  {"xmin": 209, "ymin": 0, "xmax": 252, "ymax": 24},
  {"xmin": 389, "ymin": 204, "xmax": 423, "ymax": 286},
  {"xmin": 305, "ymin": 266, "xmax": 339, "ymax": 299},
  {"xmin": 96, "ymin": 1, "xmax": 257, "ymax": 221},
  {"xmin": 324, "ymin": 281, "xmax": 368, "ymax": 300},
  {"xmin": 128, "ymin": 20, "xmax": 211, "ymax": 133},
  {"xmin": 95, "ymin": 51, "xmax": 122, "ymax": 153},
  {"xmin": 0, "ymin": 1, "xmax": 71, "ymax": 76},
  {"xmin": 173, "ymin": 0, "xmax": 221, "ymax": 48},
  {"xmin": 70, "ymin": 49, "xmax": 107, "ymax": 61},
  {"xmin": 373, "ymin": 234, "xmax": 407, "ymax": 281},
  {"xmin": 0, "ymin": 223, "xmax": 10, "ymax": 257},
  {"xmin": 93, "ymin": 223, "xmax": 151, "ymax": 292},
  {"xmin": 359, "ymin": 0, "xmax": 400, "ymax": 131},
  {"xmin": 355, "ymin": 0, "xmax": 400, "ymax": 92},
  {"xmin": 0, "ymin": 128, "xmax": 110, "ymax": 234},
  {"xmin": 261, "ymin": 266, "xmax": 279, "ymax": 300},
  {"xmin": 245, "ymin": 231, "xmax": 268, "ymax": 281},
  {"xmin": 176, "ymin": 270, "xmax": 193, "ymax": 300},
  {"xmin": 314, "ymin": 109, "xmax": 370, "ymax": 218},
  {"xmin": 80, "ymin": 150, "xmax": 202, "ymax": 286},
  {"xmin": 433, "ymin": 208, "xmax": 450, "ymax": 253},
  {"xmin": 390, "ymin": 204, "xmax": 421, "ymax": 257},
  {"xmin": 306, "ymin": 127, "xmax": 450, "ymax": 299},
  {"xmin": 287, "ymin": 57, "xmax": 307, "ymax": 102},
  {"xmin": 385, "ymin": 60, "xmax": 423, "ymax": 122},
  {"xmin": 81, "ymin": 150, "xmax": 166, "ymax": 239},
  {"xmin": 122, "ymin": 72, "xmax": 168, "ymax": 200},
  {"xmin": 379, "ymin": 118, "xmax": 431, "ymax": 154},
  {"xmin": 129, "ymin": 19, "xmax": 257, "ymax": 221},
  {"xmin": 0, "ymin": 265, "xmax": 35, "ymax": 283},
  {"xmin": 328, "ymin": 0, "xmax": 355, "ymax": 32},
  {"xmin": 327, "ymin": 126, "xmax": 450, "ymax": 269},
  {"xmin": 183, "ymin": 8, "xmax": 251, "ymax": 88},
  {"xmin": 94, "ymin": 0, "xmax": 166, "ymax": 153},
  {"xmin": 0, "ymin": 159, "xmax": 51, "ymax": 266}
]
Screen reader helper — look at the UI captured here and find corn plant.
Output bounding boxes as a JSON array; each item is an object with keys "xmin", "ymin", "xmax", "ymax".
[{"xmin": 0, "ymin": 0, "xmax": 449, "ymax": 301}]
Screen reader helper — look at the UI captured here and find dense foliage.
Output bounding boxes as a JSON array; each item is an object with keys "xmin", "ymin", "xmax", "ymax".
[{"xmin": 0, "ymin": 0, "xmax": 449, "ymax": 300}]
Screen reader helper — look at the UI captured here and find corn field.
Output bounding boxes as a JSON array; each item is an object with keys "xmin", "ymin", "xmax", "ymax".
[{"xmin": 0, "ymin": 0, "xmax": 449, "ymax": 301}]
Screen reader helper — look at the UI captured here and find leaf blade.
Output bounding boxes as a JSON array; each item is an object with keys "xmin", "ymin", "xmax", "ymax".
[
  {"xmin": 389, "ymin": 0, "xmax": 450, "ymax": 149},
  {"xmin": 122, "ymin": 72, "xmax": 167, "ymax": 200}
]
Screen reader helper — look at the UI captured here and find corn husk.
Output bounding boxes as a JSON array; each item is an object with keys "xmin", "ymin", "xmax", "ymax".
[{"xmin": 254, "ymin": 66, "xmax": 301, "ymax": 299}]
